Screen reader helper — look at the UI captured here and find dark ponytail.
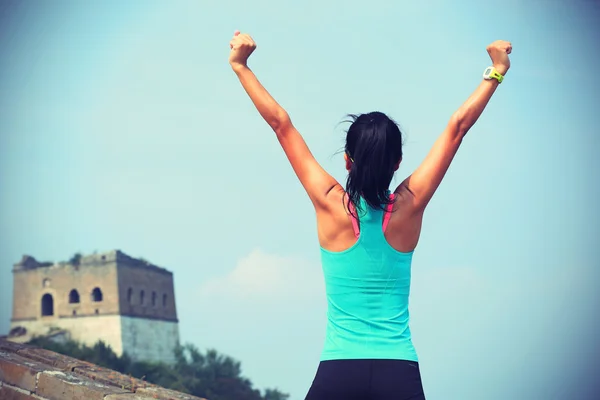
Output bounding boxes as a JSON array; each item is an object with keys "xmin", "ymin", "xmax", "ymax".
[{"xmin": 345, "ymin": 112, "xmax": 403, "ymax": 216}]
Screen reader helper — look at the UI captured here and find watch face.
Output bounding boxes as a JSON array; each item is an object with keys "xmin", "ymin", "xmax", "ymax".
[{"xmin": 484, "ymin": 67, "xmax": 493, "ymax": 76}]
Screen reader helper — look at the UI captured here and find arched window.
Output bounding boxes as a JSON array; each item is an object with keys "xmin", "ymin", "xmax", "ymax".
[
  {"xmin": 151, "ymin": 292, "xmax": 157, "ymax": 306},
  {"xmin": 140, "ymin": 290, "xmax": 145, "ymax": 305},
  {"xmin": 162, "ymin": 293, "xmax": 167, "ymax": 307},
  {"xmin": 41, "ymin": 294, "xmax": 54, "ymax": 316},
  {"xmin": 69, "ymin": 289, "xmax": 80, "ymax": 304},
  {"xmin": 42, "ymin": 278, "xmax": 51, "ymax": 288},
  {"xmin": 127, "ymin": 287, "xmax": 133, "ymax": 304},
  {"xmin": 91, "ymin": 287, "xmax": 103, "ymax": 302}
]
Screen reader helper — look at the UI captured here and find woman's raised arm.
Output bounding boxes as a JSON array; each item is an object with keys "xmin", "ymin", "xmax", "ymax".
[
  {"xmin": 398, "ymin": 40, "xmax": 513, "ymax": 211},
  {"xmin": 229, "ymin": 31, "xmax": 339, "ymax": 207}
]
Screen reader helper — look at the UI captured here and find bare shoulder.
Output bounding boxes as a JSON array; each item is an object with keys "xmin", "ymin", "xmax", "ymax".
[
  {"xmin": 315, "ymin": 183, "xmax": 357, "ymax": 251},
  {"xmin": 387, "ymin": 183, "xmax": 424, "ymax": 252},
  {"xmin": 392, "ymin": 183, "xmax": 418, "ymax": 214},
  {"xmin": 322, "ymin": 183, "xmax": 348, "ymax": 215},
  {"xmin": 315, "ymin": 183, "xmax": 349, "ymax": 231}
]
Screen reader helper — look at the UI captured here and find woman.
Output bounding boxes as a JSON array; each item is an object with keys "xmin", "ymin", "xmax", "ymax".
[{"xmin": 229, "ymin": 31, "xmax": 511, "ymax": 400}]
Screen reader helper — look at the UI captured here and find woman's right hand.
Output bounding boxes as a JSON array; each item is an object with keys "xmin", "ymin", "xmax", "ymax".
[{"xmin": 486, "ymin": 40, "xmax": 512, "ymax": 75}]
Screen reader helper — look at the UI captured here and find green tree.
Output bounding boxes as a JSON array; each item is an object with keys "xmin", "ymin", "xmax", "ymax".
[
  {"xmin": 263, "ymin": 388, "xmax": 290, "ymax": 400},
  {"xmin": 69, "ymin": 252, "xmax": 82, "ymax": 266}
]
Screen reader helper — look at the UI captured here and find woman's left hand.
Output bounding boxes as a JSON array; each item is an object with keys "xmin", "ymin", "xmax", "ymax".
[{"xmin": 229, "ymin": 31, "xmax": 256, "ymax": 70}]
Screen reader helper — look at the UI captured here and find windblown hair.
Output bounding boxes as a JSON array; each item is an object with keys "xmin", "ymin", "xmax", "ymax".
[{"xmin": 345, "ymin": 111, "xmax": 403, "ymax": 216}]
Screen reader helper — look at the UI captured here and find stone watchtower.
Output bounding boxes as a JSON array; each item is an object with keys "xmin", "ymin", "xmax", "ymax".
[{"xmin": 9, "ymin": 250, "xmax": 179, "ymax": 363}]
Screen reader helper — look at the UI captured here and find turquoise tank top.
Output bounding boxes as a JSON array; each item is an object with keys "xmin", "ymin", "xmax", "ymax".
[{"xmin": 319, "ymin": 196, "xmax": 418, "ymax": 361}]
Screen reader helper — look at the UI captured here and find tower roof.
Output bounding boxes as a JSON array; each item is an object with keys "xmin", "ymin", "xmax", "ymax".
[{"xmin": 13, "ymin": 250, "xmax": 172, "ymax": 275}]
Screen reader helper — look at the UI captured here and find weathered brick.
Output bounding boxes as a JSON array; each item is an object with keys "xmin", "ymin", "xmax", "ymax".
[
  {"xmin": 0, "ymin": 339, "xmax": 29, "ymax": 353},
  {"xmin": 0, "ymin": 384, "xmax": 43, "ymax": 400},
  {"xmin": 136, "ymin": 386, "xmax": 207, "ymax": 400},
  {"xmin": 36, "ymin": 370, "xmax": 129, "ymax": 400},
  {"xmin": 73, "ymin": 365, "xmax": 151, "ymax": 392},
  {"xmin": 0, "ymin": 350, "xmax": 50, "ymax": 391},
  {"xmin": 16, "ymin": 347, "xmax": 91, "ymax": 371},
  {"xmin": 105, "ymin": 394, "xmax": 159, "ymax": 399}
]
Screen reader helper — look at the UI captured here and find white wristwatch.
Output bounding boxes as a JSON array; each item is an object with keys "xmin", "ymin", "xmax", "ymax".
[{"xmin": 483, "ymin": 66, "xmax": 504, "ymax": 83}]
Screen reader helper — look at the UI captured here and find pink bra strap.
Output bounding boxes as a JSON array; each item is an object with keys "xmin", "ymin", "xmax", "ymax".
[
  {"xmin": 348, "ymin": 193, "xmax": 396, "ymax": 239},
  {"xmin": 382, "ymin": 193, "xmax": 396, "ymax": 233},
  {"xmin": 348, "ymin": 201, "xmax": 360, "ymax": 239}
]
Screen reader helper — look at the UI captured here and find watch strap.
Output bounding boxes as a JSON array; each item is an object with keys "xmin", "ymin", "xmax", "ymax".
[{"xmin": 484, "ymin": 66, "xmax": 504, "ymax": 83}]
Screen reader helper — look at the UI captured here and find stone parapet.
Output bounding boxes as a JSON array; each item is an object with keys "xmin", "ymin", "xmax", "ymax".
[{"xmin": 0, "ymin": 339, "xmax": 206, "ymax": 400}]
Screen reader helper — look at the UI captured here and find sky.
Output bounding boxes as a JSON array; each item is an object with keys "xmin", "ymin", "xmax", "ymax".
[{"xmin": 1, "ymin": 0, "xmax": 599, "ymax": 399}]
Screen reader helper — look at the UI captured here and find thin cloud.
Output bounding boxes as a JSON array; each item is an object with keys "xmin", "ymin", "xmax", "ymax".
[{"xmin": 199, "ymin": 249, "xmax": 324, "ymax": 301}]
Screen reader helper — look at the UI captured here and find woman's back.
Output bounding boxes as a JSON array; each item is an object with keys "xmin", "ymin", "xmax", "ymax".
[
  {"xmin": 317, "ymin": 186, "xmax": 423, "ymax": 254},
  {"xmin": 320, "ymin": 194, "xmax": 418, "ymax": 362}
]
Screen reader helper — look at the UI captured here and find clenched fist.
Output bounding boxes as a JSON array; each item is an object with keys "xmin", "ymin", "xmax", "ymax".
[
  {"xmin": 229, "ymin": 31, "xmax": 256, "ymax": 70},
  {"xmin": 487, "ymin": 40, "xmax": 512, "ymax": 75}
]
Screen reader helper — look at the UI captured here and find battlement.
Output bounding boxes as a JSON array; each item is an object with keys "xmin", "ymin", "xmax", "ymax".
[{"xmin": 13, "ymin": 250, "xmax": 172, "ymax": 276}]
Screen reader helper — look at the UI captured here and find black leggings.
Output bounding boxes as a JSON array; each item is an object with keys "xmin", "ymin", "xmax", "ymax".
[{"xmin": 305, "ymin": 359, "xmax": 426, "ymax": 400}]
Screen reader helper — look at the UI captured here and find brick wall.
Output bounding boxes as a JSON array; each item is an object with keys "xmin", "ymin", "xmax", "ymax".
[
  {"xmin": 116, "ymin": 264, "xmax": 177, "ymax": 322},
  {"xmin": 120, "ymin": 317, "xmax": 179, "ymax": 363},
  {"xmin": 12, "ymin": 258, "xmax": 120, "ymax": 322},
  {"xmin": 8, "ymin": 315, "xmax": 124, "ymax": 356},
  {"xmin": 0, "ymin": 339, "xmax": 206, "ymax": 400}
]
